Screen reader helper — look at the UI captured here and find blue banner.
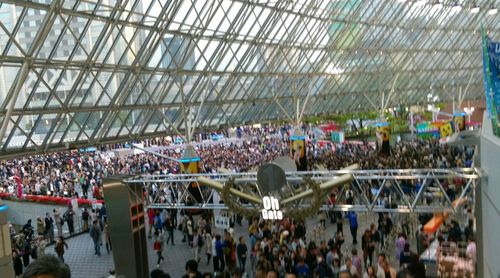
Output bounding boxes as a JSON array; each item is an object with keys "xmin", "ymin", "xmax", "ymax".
[
  {"xmin": 487, "ymin": 37, "xmax": 500, "ymax": 114},
  {"xmin": 482, "ymin": 29, "xmax": 500, "ymax": 136}
]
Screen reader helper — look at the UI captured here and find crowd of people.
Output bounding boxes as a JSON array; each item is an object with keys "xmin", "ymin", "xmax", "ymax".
[
  {"xmin": 9, "ymin": 203, "xmax": 110, "ymax": 277},
  {"xmin": 1, "ymin": 124, "xmax": 477, "ymax": 278},
  {"xmin": 0, "ymin": 126, "xmax": 475, "ymax": 203},
  {"xmin": 145, "ymin": 208, "xmax": 433, "ymax": 278}
]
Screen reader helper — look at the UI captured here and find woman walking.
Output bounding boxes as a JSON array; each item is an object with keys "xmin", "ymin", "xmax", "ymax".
[
  {"xmin": 204, "ymin": 229, "xmax": 212, "ymax": 265},
  {"xmin": 153, "ymin": 231, "xmax": 165, "ymax": 268}
]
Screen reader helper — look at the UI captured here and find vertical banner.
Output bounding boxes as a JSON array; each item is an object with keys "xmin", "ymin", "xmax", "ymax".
[
  {"xmin": 375, "ymin": 122, "xmax": 390, "ymax": 155},
  {"xmin": 180, "ymin": 145, "xmax": 202, "ymax": 203},
  {"xmin": 482, "ymin": 29, "xmax": 500, "ymax": 136},
  {"xmin": 290, "ymin": 128, "xmax": 307, "ymax": 171},
  {"xmin": 439, "ymin": 121, "xmax": 454, "ymax": 138},
  {"xmin": 453, "ymin": 112, "xmax": 466, "ymax": 132}
]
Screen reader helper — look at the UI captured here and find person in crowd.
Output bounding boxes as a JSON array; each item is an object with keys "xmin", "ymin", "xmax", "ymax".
[
  {"xmin": 376, "ymin": 253, "xmax": 386, "ymax": 278},
  {"xmin": 370, "ymin": 224, "xmax": 381, "ymax": 255},
  {"xmin": 148, "ymin": 208, "xmax": 156, "ymax": 239},
  {"xmin": 223, "ymin": 231, "xmax": 237, "ymax": 273},
  {"xmin": 54, "ymin": 236, "xmax": 68, "ymax": 263},
  {"xmin": 187, "ymin": 216, "xmax": 194, "ymax": 247},
  {"xmin": 103, "ymin": 220, "xmax": 112, "ymax": 254},
  {"xmin": 214, "ymin": 234, "xmax": 225, "ymax": 272},
  {"xmin": 193, "ymin": 228, "xmax": 204, "ymax": 263},
  {"xmin": 182, "ymin": 259, "xmax": 203, "ymax": 278},
  {"xmin": 99, "ymin": 203, "xmax": 107, "ymax": 230},
  {"xmin": 151, "ymin": 269, "xmax": 171, "ymax": 278},
  {"xmin": 382, "ymin": 260, "xmax": 397, "ymax": 278},
  {"xmin": 364, "ymin": 265, "xmax": 377, "ymax": 278},
  {"xmin": 63, "ymin": 205, "xmax": 75, "ymax": 236},
  {"xmin": 44, "ymin": 212, "xmax": 54, "ymax": 244},
  {"xmin": 362, "ymin": 229, "xmax": 374, "ymax": 269},
  {"xmin": 22, "ymin": 254, "xmax": 71, "ymax": 278},
  {"xmin": 351, "ymin": 249, "xmax": 362, "ymax": 276},
  {"xmin": 165, "ymin": 217, "xmax": 175, "ymax": 245},
  {"xmin": 22, "ymin": 219, "xmax": 34, "ymax": 238},
  {"xmin": 153, "ymin": 230, "xmax": 165, "ymax": 268},
  {"xmin": 204, "ymin": 229, "xmax": 212, "ymax": 265},
  {"xmin": 395, "ymin": 234, "xmax": 406, "ymax": 262},
  {"xmin": 53, "ymin": 209, "xmax": 63, "ymax": 238},
  {"xmin": 36, "ymin": 217, "xmax": 44, "ymax": 237},
  {"xmin": 89, "ymin": 220, "xmax": 102, "ymax": 256},
  {"xmin": 82, "ymin": 208, "xmax": 90, "ymax": 232},
  {"xmin": 340, "ymin": 256, "xmax": 357, "ymax": 277},
  {"xmin": 347, "ymin": 212, "xmax": 358, "ymax": 245},
  {"xmin": 294, "ymin": 259, "xmax": 311, "ymax": 277},
  {"xmin": 236, "ymin": 236, "xmax": 247, "ymax": 272},
  {"xmin": 13, "ymin": 249, "xmax": 23, "ymax": 278}
]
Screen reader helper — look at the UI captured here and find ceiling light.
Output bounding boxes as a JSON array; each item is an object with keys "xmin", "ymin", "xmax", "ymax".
[
  {"xmin": 433, "ymin": 0, "xmax": 443, "ymax": 9},
  {"xmin": 488, "ymin": 5, "xmax": 498, "ymax": 15},
  {"xmin": 470, "ymin": 2, "xmax": 480, "ymax": 14}
]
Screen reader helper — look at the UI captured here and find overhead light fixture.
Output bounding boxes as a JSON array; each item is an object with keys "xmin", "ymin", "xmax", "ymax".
[
  {"xmin": 451, "ymin": 1, "xmax": 462, "ymax": 13},
  {"xmin": 433, "ymin": 0, "xmax": 443, "ymax": 9},
  {"xmin": 470, "ymin": 2, "xmax": 480, "ymax": 14},
  {"xmin": 488, "ymin": 5, "xmax": 498, "ymax": 15}
]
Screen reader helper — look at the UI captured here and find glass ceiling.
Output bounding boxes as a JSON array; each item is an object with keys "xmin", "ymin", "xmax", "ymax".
[{"xmin": 0, "ymin": 0, "xmax": 499, "ymax": 157}]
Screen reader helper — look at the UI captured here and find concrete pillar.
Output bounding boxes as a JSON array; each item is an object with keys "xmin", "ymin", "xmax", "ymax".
[
  {"xmin": 103, "ymin": 178, "xmax": 149, "ymax": 278},
  {"xmin": 0, "ymin": 201, "xmax": 14, "ymax": 277}
]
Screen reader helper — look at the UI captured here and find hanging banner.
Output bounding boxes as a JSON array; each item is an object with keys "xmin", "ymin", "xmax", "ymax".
[
  {"xmin": 439, "ymin": 121, "xmax": 454, "ymax": 138},
  {"xmin": 482, "ymin": 30, "xmax": 500, "ymax": 136},
  {"xmin": 416, "ymin": 122, "xmax": 440, "ymax": 139},
  {"xmin": 290, "ymin": 128, "xmax": 307, "ymax": 171},
  {"xmin": 416, "ymin": 121, "xmax": 454, "ymax": 139},
  {"xmin": 453, "ymin": 112, "xmax": 466, "ymax": 132},
  {"xmin": 375, "ymin": 122, "xmax": 390, "ymax": 155},
  {"xmin": 180, "ymin": 145, "xmax": 202, "ymax": 205}
]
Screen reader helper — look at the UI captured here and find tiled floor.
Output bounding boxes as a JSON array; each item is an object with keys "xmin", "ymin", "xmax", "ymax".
[{"xmin": 43, "ymin": 212, "xmax": 407, "ymax": 277}]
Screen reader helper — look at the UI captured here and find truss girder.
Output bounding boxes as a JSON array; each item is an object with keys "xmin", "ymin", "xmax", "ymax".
[{"xmin": 128, "ymin": 168, "xmax": 479, "ymax": 214}]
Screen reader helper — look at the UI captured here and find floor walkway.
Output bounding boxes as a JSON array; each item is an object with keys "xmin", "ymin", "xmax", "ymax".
[{"xmin": 44, "ymin": 212, "xmax": 413, "ymax": 277}]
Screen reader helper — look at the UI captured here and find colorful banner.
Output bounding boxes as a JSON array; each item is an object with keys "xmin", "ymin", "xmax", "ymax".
[
  {"xmin": 453, "ymin": 112, "xmax": 466, "ymax": 132},
  {"xmin": 416, "ymin": 122, "xmax": 440, "ymax": 139},
  {"xmin": 416, "ymin": 121, "xmax": 454, "ymax": 139},
  {"xmin": 290, "ymin": 128, "xmax": 307, "ymax": 171},
  {"xmin": 482, "ymin": 29, "xmax": 500, "ymax": 136},
  {"xmin": 375, "ymin": 122, "xmax": 390, "ymax": 155}
]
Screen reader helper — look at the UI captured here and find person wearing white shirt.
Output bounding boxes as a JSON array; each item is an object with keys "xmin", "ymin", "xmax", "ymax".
[
  {"xmin": 376, "ymin": 253, "xmax": 386, "ymax": 278},
  {"xmin": 340, "ymin": 257, "xmax": 358, "ymax": 277}
]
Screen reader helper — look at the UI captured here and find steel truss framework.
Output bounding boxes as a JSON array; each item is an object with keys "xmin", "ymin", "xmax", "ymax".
[
  {"xmin": 126, "ymin": 168, "xmax": 479, "ymax": 214},
  {"xmin": 0, "ymin": 0, "xmax": 499, "ymax": 157}
]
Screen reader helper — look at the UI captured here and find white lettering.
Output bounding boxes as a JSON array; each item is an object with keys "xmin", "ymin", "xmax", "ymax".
[
  {"xmin": 263, "ymin": 196, "xmax": 271, "ymax": 210},
  {"xmin": 271, "ymin": 196, "xmax": 280, "ymax": 210},
  {"xmin": 261, "ymin": 196, "xmax": 283, "ymax": 220}
]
